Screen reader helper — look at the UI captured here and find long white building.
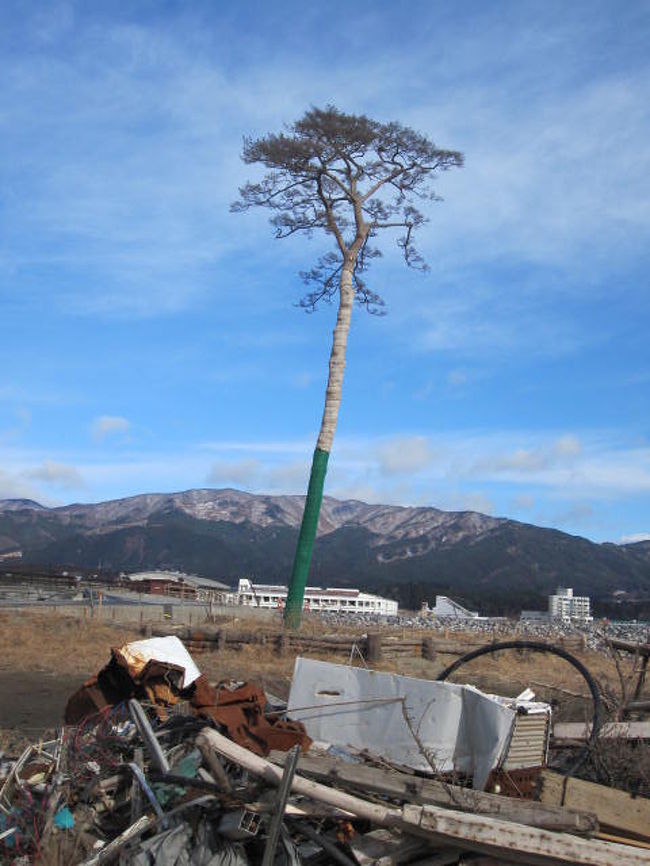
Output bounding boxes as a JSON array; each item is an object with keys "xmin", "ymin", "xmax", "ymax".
[{"xmin": 230, "ymin": 578, "xmax": 398, "ymax": 615}]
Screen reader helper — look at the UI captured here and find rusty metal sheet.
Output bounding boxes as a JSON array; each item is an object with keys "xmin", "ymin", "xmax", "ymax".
[{"xmin": 190, "ymin": 676, "xmax": 311, "ymax": 756}]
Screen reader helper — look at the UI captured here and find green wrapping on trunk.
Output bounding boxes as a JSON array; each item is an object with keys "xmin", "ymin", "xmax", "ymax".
[{"xmin": 284, "ymin": 447, "xmax": 330, "ymax": 629}]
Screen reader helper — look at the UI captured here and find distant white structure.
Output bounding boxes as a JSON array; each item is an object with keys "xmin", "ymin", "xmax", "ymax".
[
  {"xmin": 520, "ymin": 610, "xmax": 549, "ymax": 622},
  {"xmin": 124, "ymin": 570, "xmax": 227, "ymax": 587},
  {"xmin": 125, "ymin": 570, "xmax": 192, "ymax": 585},
  {"xmin": 421, "ymin": 596, "xmax": 479, "ymax": 619},
  {"xmin": 230, "ymin": 578, "xmax": 398, "ymax": 616},
  {"xmin": 548, "ymin": 587, "xmax": 592, "ymax": 623}
]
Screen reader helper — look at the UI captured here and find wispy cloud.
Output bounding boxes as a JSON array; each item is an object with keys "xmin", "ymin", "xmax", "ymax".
[
  {"xmin": 23, "ymin": 460, "xmax": 85, "ymax": 489},
  {"xmin": 0, "ymin": 470, "xmax": 49, "ymax": 504},
  {"xmin": 474, "ymin": 434, "xmax": 582, "ymax": 475},
  {"xmin": 91, "ymin": 415, "xmax": 131, "ymax": 442},
  {"xmin": 376, "ymin": 436, "xmax": 436, "ymax": 476},
  {"xmin": 1, "ymin": 424, "xmax": 649, "ymax": 540},
  {"xmin": 512, "ymin": 493, "xmax": 535, "ymax": 511},
  {"xmin": 620, "ymin": 533, "xmax": 650, "ymax": 544},
  {"xmin": 206, "ymin": 459, "xmax": 261, "ymax": 486},
  {"xmin": 2, "ymin": 3, "xmax": 647, "ymax": 335}
]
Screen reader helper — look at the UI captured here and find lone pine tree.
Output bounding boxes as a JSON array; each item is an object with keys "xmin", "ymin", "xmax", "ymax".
[{"xmin": 232, "ymin": 106, "xmax": 463, "ymax": 629}]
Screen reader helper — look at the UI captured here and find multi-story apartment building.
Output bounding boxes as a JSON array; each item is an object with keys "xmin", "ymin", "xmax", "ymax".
[{"xmin": 548, "ymin": 586, "xmax": 592, "ymax": 623}]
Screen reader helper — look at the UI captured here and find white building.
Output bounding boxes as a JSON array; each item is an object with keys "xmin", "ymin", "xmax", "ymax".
[
  {"xmin": 230, "ymin": 578, "xmax": 398, "ymax": 616},
  {"xmin": 421, "ymin": 596, "xmax": 479, "ymax": 619},
  {"xmin": 548, "ymin": 587, "xmax": 592, "ymax": 623}
]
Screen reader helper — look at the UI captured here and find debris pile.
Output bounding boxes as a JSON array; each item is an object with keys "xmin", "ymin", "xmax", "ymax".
[
  {"xmin": 317, "ymin": 611, "xmax": 650, "ymax": 653},
  {"xmin": 1, "ymin": 636, "xmax": 650, "ymax": 865}
]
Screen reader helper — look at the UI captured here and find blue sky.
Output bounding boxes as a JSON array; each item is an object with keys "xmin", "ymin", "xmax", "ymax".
[{"xmin": 1, "ymin": 0, "xmax": 649, "ymax": 544}]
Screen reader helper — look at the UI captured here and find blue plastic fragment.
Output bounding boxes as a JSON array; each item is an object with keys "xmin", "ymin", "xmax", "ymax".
[{"xmin": 53, "ymin": 807, "xmax": 75, "ymax": 830}]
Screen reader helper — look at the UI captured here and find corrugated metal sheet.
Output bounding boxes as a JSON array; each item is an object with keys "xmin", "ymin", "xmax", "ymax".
[{"xmin": 503, "ymin": 712, "xmax": 550, "ymax": 769}]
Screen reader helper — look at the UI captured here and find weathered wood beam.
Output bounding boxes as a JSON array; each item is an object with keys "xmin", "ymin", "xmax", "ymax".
[
  {"xmin": 609, "ymin": 638, "xmax": 650, "ymax": 658},
  {"xmin": 539, "ymin": 770, "xmax": 650, "ymax": 841},
  {"xmin": 269, "ymin": 751, "xmax": 597, "ymax": 835},
  {"xmin": 553, "ymin": 721, "xmax": 650, "ymax": 742},
  {"xmin": 401, "ymin": 803, "xmax": 650, "ymax": 865}
]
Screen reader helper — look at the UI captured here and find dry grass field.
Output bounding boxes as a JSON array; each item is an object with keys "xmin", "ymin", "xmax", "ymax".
[{"xmin": 0, "ymin": 608, "xmax": 641, "ymax": 752}]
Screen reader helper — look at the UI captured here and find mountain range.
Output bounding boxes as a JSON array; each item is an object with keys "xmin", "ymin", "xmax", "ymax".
[{"xmin": 1, "ymin": 488, "xmax": 649, "ymax": 614}]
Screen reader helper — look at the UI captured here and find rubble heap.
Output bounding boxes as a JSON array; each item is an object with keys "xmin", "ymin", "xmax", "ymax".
[{"xmin": 1, "ymin": 636, "xmax": 649, "ymax": 865}]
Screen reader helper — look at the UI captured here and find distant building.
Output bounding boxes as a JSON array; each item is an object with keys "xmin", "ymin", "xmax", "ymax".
[
  {"xmin": 421, "ymin": 596, "xmax": 479, "ymax": 619},
  {"xmin": 229, "ymin": 578, "xmax": 398, "ymax": 616},
  {"xmin": 123, "ymin": 570, "xmax": 228, "ymax": 599},
  {"xmin": 520, "ymin": 610, "xmax": 549, "ymax": 622},
  {"xmin": 548, "ymin": 587, "xmax": 592, "ymax": 623}
]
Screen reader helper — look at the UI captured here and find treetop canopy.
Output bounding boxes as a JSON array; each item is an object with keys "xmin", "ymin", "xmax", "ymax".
[{"xmin": 232, "ymin": 105, "xmax": 463, "ymax": 311}]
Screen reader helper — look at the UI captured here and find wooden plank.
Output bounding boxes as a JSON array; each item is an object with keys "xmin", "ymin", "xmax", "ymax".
[
  {"xmin": 402, "ymin": 803, "xmax": 650, "ymax": 866},
  {"xmin": 539, "ymin": 770, "xmax": 650, "ymax": 840},
  {"xmin": 269, "ymin": 751, "xmax": 597, "ymax": 835},
  {"xmin": 597, "ymin": 831, "xmax": 650, "ymax": 849},
  {"xmin": 553, "ymin": 721, "xmax": 650, "ymax": 741},
  {"xmin": 609, "ymin": 638, "xmax": 650, "ymax": 657}
]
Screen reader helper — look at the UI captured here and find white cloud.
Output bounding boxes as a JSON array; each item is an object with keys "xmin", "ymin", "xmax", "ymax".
[
  {"xmin": 91, "ymin": 415, "xmax": 131, "ymax": 442},
  {"xmin": 0, "ymin": 469, "xmax": 50, "ymax": 504},
  {"xmin": 3, "ymin": 4, "xmax": 647, "ymax": 331},
  {"xmin": 548, "ymin": 502, "xmax": 596, "ymax": 531},
  {"xmin": 206, "ymin": 456, "xmax": 309, "ymax": 492},
  {"xmin": 267, "ymin": 461, "xmax": 309, "ymax": 490},
  {"xmin": 291, "ymin": 372, "xmax": 315, "ymax": 389},
  {"xmin": 436, "ymin": 491, "xmax": 496, "ymax": 516},
  {"xmin": 0, "ymin": 407, "xmax": 32, "ymax": 445},
  {"xmin": 206, "ymin": 459, "xmax": 261, "ymax": 486},
  {"xmin": 619, "ymin": 533, "xmax": 650, "ymax": 544},
  {"xmin": 376, "ymin": 436, "xmax": 435, "ymax": 476},
  {"xmin": 447, "ymin": 369, "xmax": 467, "ymax": 387},
  {"xmin": 199, "ymin": 438, "xmax": 312, "ymax": 455},
  {"xmin": 23, "ymin": 460, "xmax": 85, "ymax": 489},
  {"xmin": 513, "ymin": 493, "xmax": 535, "ymax": 510},
  {"xmin": 474, "ymin": 435, "xmax": 583, "ymax": 475}
]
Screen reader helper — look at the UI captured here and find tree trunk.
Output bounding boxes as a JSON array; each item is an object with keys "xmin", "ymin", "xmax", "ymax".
[{"xmin": 284, "ymin": 267, "xmax": 355, "ymax": 629}]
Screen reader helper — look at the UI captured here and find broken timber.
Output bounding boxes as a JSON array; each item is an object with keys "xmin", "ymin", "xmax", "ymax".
[
  {"xmin": 553, "ymin": 721, "xmax": 650, "ymax": 742},
  {"xmin": 201, "ymin": 728, "xmax": 649, "ymax": 865},
  {"xmin": 539, "ymin": 769, "xmax": 650, "ymax": 841},
  {"xmin": 269, "ymin": 750, "xmax": 597, "ymax": 835}
]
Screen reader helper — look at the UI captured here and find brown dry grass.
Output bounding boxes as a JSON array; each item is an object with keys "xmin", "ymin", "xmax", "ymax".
[
  {"xmin": 0, "ymin": 609, "xmax": 141, "ymax": 676},
  {"xmin": 2, "ymin": 610, "xmax": 647, "ymax": 797},
  {"xmin": 0, "ymin": 609, "xmax": 637, "ymax": 712}
]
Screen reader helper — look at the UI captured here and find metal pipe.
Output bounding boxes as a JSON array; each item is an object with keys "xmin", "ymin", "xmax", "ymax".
[
  {"xmin": 128, "ymin": 699, "xmax": 170, "ymax": 774},
  {"xmin": 261, "ymin": 745, "xmax": 301, "ymax": 866}
]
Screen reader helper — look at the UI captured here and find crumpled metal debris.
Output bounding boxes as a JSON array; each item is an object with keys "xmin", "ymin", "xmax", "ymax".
[{"xmin": 190, "ymin": 679, "xmax": 311, "ymax": 757}]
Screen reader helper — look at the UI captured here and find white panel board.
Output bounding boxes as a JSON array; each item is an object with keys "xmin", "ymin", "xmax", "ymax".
[{"xmin": 288, "ymin": 658, "xmax": 517, "ymax": 789}]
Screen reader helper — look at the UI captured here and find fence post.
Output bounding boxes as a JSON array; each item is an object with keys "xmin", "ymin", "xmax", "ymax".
[
  {"xmin": 422, "ymin": 636, "xmax": 436, "ymax": 662},
  {"xmin": 366, "ymin": 633, "xmax": 382, "ymax": 663},
  {"xmin": 277, "ymin": 632, "xmax": 289, "ymax": 657}
]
